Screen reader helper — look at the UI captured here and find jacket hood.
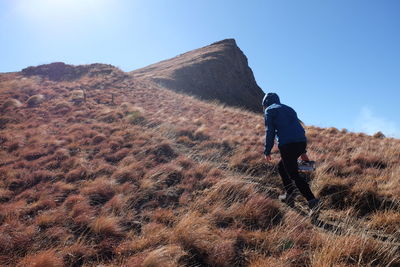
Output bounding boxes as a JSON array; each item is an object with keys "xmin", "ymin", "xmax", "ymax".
[{"xmin": 262, "ymin": 93, "xmax": 281, "ymax": 108}]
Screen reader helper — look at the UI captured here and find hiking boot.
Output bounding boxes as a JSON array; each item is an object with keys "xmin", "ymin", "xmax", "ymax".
[{"xmin": 278, "ymin": 193, "xmax": 296, "ymax": 208}]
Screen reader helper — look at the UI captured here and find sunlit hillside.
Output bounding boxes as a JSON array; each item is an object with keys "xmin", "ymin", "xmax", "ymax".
[{"xmin": 0, "ymin": 63, "xmax": 399, "ymax": 267}]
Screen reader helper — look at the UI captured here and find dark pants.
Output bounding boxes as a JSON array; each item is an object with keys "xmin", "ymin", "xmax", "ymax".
[{"xmin": 278, "ymin": 142, "xmax": 316, "ymax": 201}]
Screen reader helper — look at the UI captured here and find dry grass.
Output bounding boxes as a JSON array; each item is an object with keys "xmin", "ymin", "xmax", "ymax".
[
  {"xmin": 0, "ymin": 66, "xmax": 398, "ymax": 266},
  {"xmin": 310, "ymin": 233, "xmax": 400, "ymax": 266},
  {"xmin": 1, "ymin": 98, "xmax": 22, "ymax": 110},
  {"xmin": 26, "ymin": 94, "xmax": 45, "ymax": 107},
  {"xmin": 90, "ymin": 215, "xmax": 122, "ymax": 237},
  {"xmin": 16, "ymin": 250, "xmax": 63, "ymax": 267},
  {"xmin": 368, "ymin": 210, "xmax": 400, "ymax": 235},
  {"xmin": 142, "ymin": 245, "xmax": 186, "ymax": 267},
  {"xmin": 170, "ymin": 212, "xmax": 238, "ymax": 266}
]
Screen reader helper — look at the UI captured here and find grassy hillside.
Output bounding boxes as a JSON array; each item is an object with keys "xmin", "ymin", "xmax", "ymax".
[{"xmin": 0, "ymin": 69, "xmax": 399, "ymax": 267}]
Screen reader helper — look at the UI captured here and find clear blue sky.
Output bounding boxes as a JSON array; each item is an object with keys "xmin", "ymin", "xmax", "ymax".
[{"xmin": 1, "ymin": 0, "xmax": 400, "ymax": 137}]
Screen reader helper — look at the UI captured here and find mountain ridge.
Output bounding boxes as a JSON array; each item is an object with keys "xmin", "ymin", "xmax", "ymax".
[
  {"xmin": 9, "ymin": 38, "xmax": 264, "ymax": 113},
  {"xmin": 130, "ymin": 38, "xmax": 264, "ymax": 113}
]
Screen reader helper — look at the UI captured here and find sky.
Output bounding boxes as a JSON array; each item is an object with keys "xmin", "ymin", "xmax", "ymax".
[{"xmin": 1, "ymin": 0, "xmax": 400, "ymax": 137}]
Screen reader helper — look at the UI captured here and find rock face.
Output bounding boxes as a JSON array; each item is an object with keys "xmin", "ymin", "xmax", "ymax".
[
  {"xmin": 22, "ymin": 62, "xmax": 126, "ymax": 81},
  {"xmin": 131, "ymin": 39, "xmax": 264, "ymax": 113}
]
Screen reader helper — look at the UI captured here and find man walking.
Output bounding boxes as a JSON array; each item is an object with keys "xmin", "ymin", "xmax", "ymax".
[{"xmin": 262, "ymin": 92, "xmax": 320, "ymax": 213}]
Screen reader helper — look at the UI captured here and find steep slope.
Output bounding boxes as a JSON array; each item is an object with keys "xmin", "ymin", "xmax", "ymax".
[
  {"xmin": 131, "ymin": 39, "xmax": 264, "ymax": 113},
  {"xmin": 0, "ymin": 66, "xmax": 399, "ymax": 266}
]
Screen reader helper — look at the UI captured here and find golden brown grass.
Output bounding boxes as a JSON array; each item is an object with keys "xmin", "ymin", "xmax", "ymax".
[
  {"xmin": 0, "ymin": 67, "xmax": 399, "ymax": 266},
  {"xmin": 26, "ymin": 94, "xmax": 45, "ymax": 107},
  {"xmin": 17, "ymin": 250, "xmax": 63, "ymax": 267},
  {"xmin": 1, "ymin": 98, "xmax": 22, "ymax": 110},
  {"xmin": 368, "ymin": 210, "xmax": 400, "ymax": 235},
  {"xmin": 90, "ymin": 215, "xmax": 122, "ymax": 237},
  {"xmin": 310, "ymin": 233, "xmax": 399, "ymax": 266},
  {"xmin": 142, "ymin": 245, "xmax": 186, "ymax": 267}
]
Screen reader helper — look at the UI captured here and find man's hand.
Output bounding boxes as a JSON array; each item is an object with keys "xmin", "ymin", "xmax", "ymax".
[{"xmin": 264, "ymin": 155, "xmax": 271, "ymax": 162}]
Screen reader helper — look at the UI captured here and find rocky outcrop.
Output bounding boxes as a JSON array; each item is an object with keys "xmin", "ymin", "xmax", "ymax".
[
  {"xmin": 22, "ymin": 62, "xmax": 126, "ymax": 82},
  {"xmin": 130, "ymin": 39, "xmax": 264, "ymax": 113}
]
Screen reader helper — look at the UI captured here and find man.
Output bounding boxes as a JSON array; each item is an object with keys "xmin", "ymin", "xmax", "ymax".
[{"xmin": 262, "ymin": 92, "xmax": 320, "ymax": 212}]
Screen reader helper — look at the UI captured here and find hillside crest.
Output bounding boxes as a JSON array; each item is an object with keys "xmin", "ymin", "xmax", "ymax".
[
  {"xmin": 131, "ymin": 39, "xmax": 264, "ymax": 112},
  {"xmin": 12, "ymin": 39, "xmax": 264, "ymax": 113},
  {"xmin": 21, "ymin": 62, "xmax": 126, "ymax": 82}
]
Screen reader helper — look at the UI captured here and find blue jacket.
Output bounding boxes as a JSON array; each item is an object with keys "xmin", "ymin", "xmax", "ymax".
[{"xmin": 263, "ymin": 93, "xmax": 306, "ymax": 155}]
